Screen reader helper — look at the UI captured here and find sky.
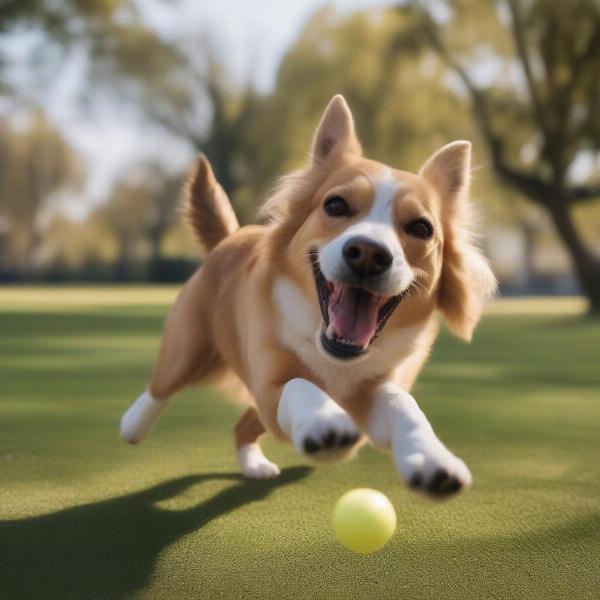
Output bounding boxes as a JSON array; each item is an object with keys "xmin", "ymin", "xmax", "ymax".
[
  {"xmin": 39, "ymin": 0, "xmax": 398, "ymax": 217},
  {"xmin": 144, "ymin": 0, "xmax": 398, "ymax": 92},
  {"xmin": 6, "ymin": 0, "xmax": 595, "ymax": 219}
]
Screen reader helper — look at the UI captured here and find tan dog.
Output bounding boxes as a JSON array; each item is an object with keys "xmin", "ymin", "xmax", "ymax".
[{"xmin": 120, "ymin": 95, "xmax": 496, "ymax": 498}]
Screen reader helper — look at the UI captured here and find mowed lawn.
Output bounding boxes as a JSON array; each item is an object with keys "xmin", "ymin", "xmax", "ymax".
[{"xmin": 1, "ymin": 287, "xmax": 599, "ymax": 600}]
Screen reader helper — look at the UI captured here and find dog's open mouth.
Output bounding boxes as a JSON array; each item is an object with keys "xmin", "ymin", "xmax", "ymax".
[{"xmin": 310, "ymin": 250, "xmax": 403, "ymax": 360}]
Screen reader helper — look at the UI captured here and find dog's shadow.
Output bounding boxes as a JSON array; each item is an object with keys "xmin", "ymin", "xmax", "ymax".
[{"xmin": 0, "ymin": 466, "xmax": 311, "ymax": 600}]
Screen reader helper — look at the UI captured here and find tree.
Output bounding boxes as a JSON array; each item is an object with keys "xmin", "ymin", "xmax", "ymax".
[
  {"xmin": 96, "ymin": 165, "xmax": 182, "ymax": 281},
  {"xmin": 0, "ymin": 1, "xmax": 178, "ymax": 98},
  {"xmin": 96, "ymin": 177, "xmax": 147, "ymax": 282},
  {"xmin": 139, "ymin": 165, "xmax": 182, "ymax": 279},
  {"xmin": 0, "ymin": 2, "xmax": 310, "ymax": 224},
  {"xmin": 0, "ymin": 111, "xmax": 83, "ymax": 274},
  {"xmin": 115, "ymin": 43, "xmax": 262, "ymax": 211},
  {"xmin": 240, "ymin": 7, "xmax": 476, "ymax": 201},
  {"xmin": 413, "ymin": 0, "xmax": 600, "ymax": 312}
]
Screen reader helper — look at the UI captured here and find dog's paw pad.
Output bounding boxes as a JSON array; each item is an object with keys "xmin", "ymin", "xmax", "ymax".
[
  {"xmin": 339, "ymin": 432, "xmax": 360, "ymax": 447},
  {"xmin": 397, "ymin": 440, "xmax": 472, "ymax": 499},
  {"xmin": 295, "ymin": 412, "xmax": 361, "ymax": 462},
  {"xmin": 304, "ymin": 437, "xmax": 322, "ymax": 454},
  {"xmin": 409, "ymin": 472, "xmax": 423, "ymax": 488},
  {"xmin": 425, "ymin": 468, "xmax": 463, "ymax": 497},
  {"xmin": 323, "ymin": 429, "xmax": 337, "ymax": 448}
]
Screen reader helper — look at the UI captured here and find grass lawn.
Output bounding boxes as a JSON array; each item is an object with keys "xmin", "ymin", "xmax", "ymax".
[{"xmin": 1, "ymin": 287, "xmax": 599, "ymax": 599}]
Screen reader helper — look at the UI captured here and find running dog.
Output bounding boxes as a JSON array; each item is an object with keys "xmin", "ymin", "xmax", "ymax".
[{"xmin": 120, "ymin": 95, "xmax": 496, "ymax": 498}]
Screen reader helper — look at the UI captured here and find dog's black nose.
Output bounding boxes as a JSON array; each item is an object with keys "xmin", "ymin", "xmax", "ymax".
[{"xmin": 342, "ymin": 236, "xmax": 393, "ymax": 277}]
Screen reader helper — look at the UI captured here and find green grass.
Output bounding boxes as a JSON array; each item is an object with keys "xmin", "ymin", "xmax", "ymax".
[{"xmin": 1, "ymin": 288, "xmax": 599, "ymax": 600}]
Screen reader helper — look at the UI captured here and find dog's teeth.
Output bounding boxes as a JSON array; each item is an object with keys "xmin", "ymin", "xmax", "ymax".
[{"xmin": 324, "ymin": 326, "xmax": 357, "ymax": 347}]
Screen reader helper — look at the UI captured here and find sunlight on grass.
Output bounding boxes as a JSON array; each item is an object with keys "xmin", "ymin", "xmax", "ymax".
[
  {"xmin": 0, "ymin": 286, "xmax": 180, "ymax": 311},
  {"xmin": 486, "ymin": 296, "xmax": 586, "ymax": 315},
  {"xmin": 1, "ymin": 287, "xmax": 599, "ymax": 600},
  {"xmin": 0, "ymin": 285, "xmax": 588, "ymax": 315}
]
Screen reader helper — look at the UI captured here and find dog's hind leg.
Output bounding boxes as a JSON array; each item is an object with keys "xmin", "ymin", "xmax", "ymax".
[
  {"xmin": 120, "ymin": 269, "xmax": 222, "ymax": 443},
  {"xmin": 234, "ymin": 406, "xmax": 280, "ymax": 479}
]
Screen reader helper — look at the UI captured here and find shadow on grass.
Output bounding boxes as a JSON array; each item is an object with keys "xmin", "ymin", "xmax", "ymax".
[{"xmin": 0, "ymin": 466, "xmax": 311, "ymax": 600}]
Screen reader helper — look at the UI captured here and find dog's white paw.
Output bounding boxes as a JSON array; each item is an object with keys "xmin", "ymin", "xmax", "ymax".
[
  {"xmin": 120, "ymin": 392, "xmax": 167, "ymax": 444},
  {"xmin": 292, "ymin": 407, "xmax": 361, "ymax": 463},
  {"xmin": 278, "ymin": 378, "xmax": 363, "ymax": 463},
  {"xmin": 394, "ymin": 429, "xmax": 472, "ymax": 498},
  {"xmin": 238, "ymin": 444, "xmax": 281, "ymax": 479}
]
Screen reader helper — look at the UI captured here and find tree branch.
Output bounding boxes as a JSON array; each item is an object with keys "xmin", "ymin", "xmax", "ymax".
[
  {"xmin": 568, "ymin": 184, "xmax": 600, "ymax": 203},
  {"xmin": 413, "ymin": 1, "xmax": 550, "ymax": 202},
  {"xmin": 505, "ymin": 0, "xmax": 548, "ymax": 133},
  {"xmin": 554, "ymin": 25, "xmax": 600, "ymax": 128},
  {"xmin": 569, "ymin": 27, "xmax": 600, "ymax": 89}
]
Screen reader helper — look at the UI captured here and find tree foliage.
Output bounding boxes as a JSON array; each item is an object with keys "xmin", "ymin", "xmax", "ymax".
[
  {"xmin": 94, "ymin": 164, "xmax": 182, "ymax": 280},
  {"xmin": 246, "ymin": 8, "xmax": 473, "ymax": 184},
  {"xmin": 414, "ymin": 0, "xmax": 600, "ymax": 310},
  {"xmin": 0, "ymin": 112, "xmax": 82, "ymax": 272},
  {"xmin": 1, "ymin": 1, "xmax": 598, "ymax": 293}
]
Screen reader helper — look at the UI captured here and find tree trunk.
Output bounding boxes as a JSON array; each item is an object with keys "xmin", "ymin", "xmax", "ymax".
[
  {"xmin": 545, "ymin": 199, "xmax": 600, "ymax": 313},
  {"xmin": 520, "ymin": 219, "xmax": 539, "ymax": 288},
  {"xmin": 146, "ymin": 227, "xmax": 164, "ymax": 282},
  {"xmin": 114, "ymin": 235, "xmax": 134, "ymax": 282},
  {"xmin": 26, "ymin": 227, "xmax": 44, "ymax": 281}
]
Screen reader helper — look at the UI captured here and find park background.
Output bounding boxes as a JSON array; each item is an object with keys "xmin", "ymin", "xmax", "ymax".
[
  {"xmin": 1, "ymin": 2, "xmax": 599, "ymax": 600},
  {"xmin": 0, "ymin": 0, "xmax": 599, "ymax": 306}
]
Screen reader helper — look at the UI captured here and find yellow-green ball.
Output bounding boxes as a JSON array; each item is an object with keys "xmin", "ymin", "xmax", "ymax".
[{"xmin": 333, "ymin": 488, "xmax": 397, "ymax": 553}]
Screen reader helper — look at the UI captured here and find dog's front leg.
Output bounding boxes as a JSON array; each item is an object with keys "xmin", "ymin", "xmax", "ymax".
[
  {"xmin": 368, "ymin": 382, "xmax": 472, "ymax": 498},
  {"xmin": 277, "ymin": 378, "xmax": 363, "ymax": 462}
]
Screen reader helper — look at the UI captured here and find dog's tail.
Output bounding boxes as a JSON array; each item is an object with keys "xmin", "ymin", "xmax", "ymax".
[{"xmin": 183, "ymin": 154, "xmax": 239, "ymax": 253}]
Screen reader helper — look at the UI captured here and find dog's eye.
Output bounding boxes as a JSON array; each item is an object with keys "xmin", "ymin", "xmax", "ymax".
[
  {"xmin": 324, "ymin": 196, "xmax": 351, "ymax": 217},
  {"xmin": 406, "ymin": 218, "xmax": 433, "ymax": 240}
]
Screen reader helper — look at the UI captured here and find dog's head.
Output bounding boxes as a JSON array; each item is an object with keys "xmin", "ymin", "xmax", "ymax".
[{"xmin": 267, "ymin": 95, "xmax": 496, "ymax": 362}]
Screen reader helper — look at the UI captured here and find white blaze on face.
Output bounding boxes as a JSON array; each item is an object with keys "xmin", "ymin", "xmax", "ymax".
[{"xmin": 319, "ymin": 169, "xmax": 413, "ymax": 296}]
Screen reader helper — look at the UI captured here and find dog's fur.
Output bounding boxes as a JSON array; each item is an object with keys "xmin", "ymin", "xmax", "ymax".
[{"xmin": 120, "ymin": 95, "xmax": 496, "ymax": 497}]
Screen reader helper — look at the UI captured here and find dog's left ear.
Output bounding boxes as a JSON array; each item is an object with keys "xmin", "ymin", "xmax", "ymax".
[
  {"xmin": 311, "ymin": 95, "xmax": 362, "ymax": 165},
  {"xmin": 420, "ymin": 141, "xmax": 497, "ymax": 341}
]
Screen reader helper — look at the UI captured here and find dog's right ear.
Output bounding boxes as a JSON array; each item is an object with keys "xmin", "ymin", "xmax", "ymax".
[{"xmin": 311, "ymin": 95, "xmax": 362, "ymax": 165}]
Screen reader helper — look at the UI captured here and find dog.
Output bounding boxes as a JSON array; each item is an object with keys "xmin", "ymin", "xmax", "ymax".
[{"xmin": 120, "ymin": 95, "xmax": 496, "ymax": 498}]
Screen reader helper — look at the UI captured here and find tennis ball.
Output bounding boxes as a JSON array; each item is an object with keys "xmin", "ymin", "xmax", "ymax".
[{"xmin": 333, "ymin": 488, "xmax": 396, "ymax": 553}]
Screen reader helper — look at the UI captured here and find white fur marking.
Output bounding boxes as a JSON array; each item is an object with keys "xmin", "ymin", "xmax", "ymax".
[
  {"xmin": 120, "ymin": 391, "xmax": 168, "ymax": 444},
  {"xmin": 368, "ymin": 169, "xmax": 398, "ymax": 224},
  {"xmin": 369, "ymin": 383, "xmax": 472, "ymax": 490},
  {"xmin": 238, "ymin": 443, "xmax": 281, "ymax": 479},
  {"xmin": 273, "ymin": 277, "xmax": 319, "ymax": 339},
  {"xmin": 319, "ymin": 170, "xmax": 413, "ymax": 296}
]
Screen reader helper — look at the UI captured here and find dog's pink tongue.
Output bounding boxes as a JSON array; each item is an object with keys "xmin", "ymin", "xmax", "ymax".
[{"xmin": 329, "ymin": 285, "xmax": 379, "ymax": 348}]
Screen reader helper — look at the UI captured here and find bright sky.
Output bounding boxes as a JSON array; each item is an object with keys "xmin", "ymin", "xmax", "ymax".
[
  {"xmin": 159, "ymin": 0, "xmax": 396, "ymax": 91},
  {"xmin": 41, "ymin": 0, "xmax": 397, "ymax": 216}
]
